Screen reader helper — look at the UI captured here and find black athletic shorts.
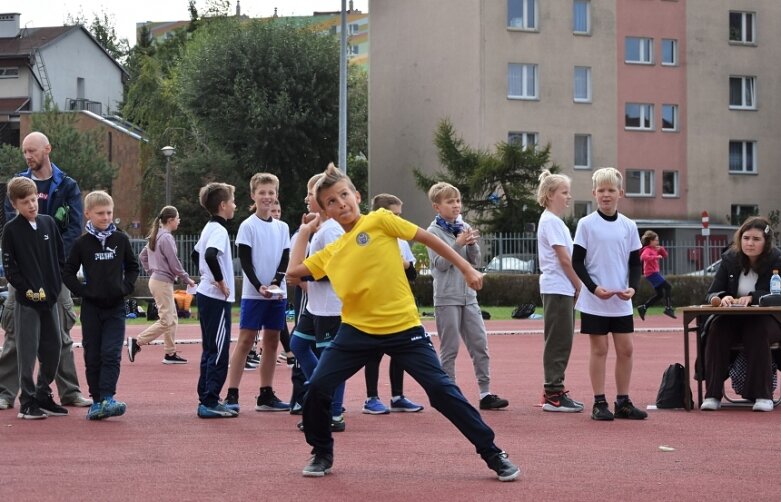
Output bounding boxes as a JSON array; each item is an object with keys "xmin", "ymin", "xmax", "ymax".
[{"xmin": 580, "ymin": 312, "xmax": 634, "ymax": 335}]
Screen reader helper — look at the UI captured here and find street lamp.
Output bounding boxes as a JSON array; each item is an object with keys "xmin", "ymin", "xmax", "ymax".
[{"xmin": 161, "ymin": 145, "xmax": 176, "ymax": 206}]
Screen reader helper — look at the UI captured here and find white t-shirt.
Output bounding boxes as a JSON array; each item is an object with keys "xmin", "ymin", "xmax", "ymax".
[
  {"xmin": 305, "ymin": 218, "xmax": 343, "ymax": 316},
  {"xmin": 574, "ymin": 211, "xmax": 641, "ymax": 316},
  {"xmin": 236, "ymin": 214, "xmax": 291, "ymax": 300},
  {"xmin": 537, "ymin": 209, "xmax": 575, "ymax": 296},
  {"xmin": 195, "ymin": 220, "xmax": 235, "ymax": 302},
  {"xmin": 398, "ymin": 239, "xmax": 415, "ymax": 264}
]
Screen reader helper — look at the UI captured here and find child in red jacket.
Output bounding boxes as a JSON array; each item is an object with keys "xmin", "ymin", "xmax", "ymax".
[{"xmin": 637, "ymin": 230, "xmax": 675, "ymax": 320}]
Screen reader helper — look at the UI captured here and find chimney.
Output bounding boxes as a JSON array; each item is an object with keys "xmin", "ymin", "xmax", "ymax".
[
  {"xmin": 0, "ymin": 13, "xmax": 21, "ymax": 38},
  {"xmin": 349, "ymin": 1, "xmax": 354, "ymax": 12}
]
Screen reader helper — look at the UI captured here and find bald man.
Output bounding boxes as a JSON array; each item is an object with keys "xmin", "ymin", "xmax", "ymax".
[{"xmin": 0, "ymin": 131, "xmax": 91, "ymax": 410}]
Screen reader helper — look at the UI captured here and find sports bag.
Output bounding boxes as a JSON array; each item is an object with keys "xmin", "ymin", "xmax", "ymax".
[{"xmin": 655, "ymin": 363, "xmax": 691, "ymax": 409}]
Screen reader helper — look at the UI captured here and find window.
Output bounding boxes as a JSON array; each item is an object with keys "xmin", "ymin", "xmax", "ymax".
[
  {"xmin": 574, "ymin": 201, "xmax": 592, "ymax": 218},
  {"xmin": 349, "ymin": 45, "xmax": 359, "ymax": 55},
  {"xmin": 625, "ymin": 103, "xmax": 654, "ymax": 130},
  {"xmin": 625, "ymin": 37, "xmax": 653, "ymax": 64},
  {"xmin": 574, "ymin": 134, "xmax": 591, "ymax": 169},
  {"xmin": 349, "ymin": 23, "xmax": 360, "ymax": 34},
  {"xmin": 729, "ymin": 11, "xmax": 755, "ymax": 43},
  {"xmin": 662, "ymin": 171, "xmax": 678, "ymax": 197},
  {"xmin": 731, "ymin": 204, "xmax": 758, "ymax": 225},
  {"xmin": 626, "ymin": 170, "xmax": 654, "ymax": 197},
  {"xmin": 729, "ymin": 76, "xmax": 756, "ymax": 110},
  {"xmin": 508, "ymin": 131, "xmax": 538, "ymax": 150},
  {"xmin": 508, "ymin": 0, "xmax": 537, "ymax": 30},
  {"xmin": 661, "ymin": 39, "xmax": 677, "ymax": 66},
  {"xmin": 508, "ymin": 64, "xmax": 538, "ymax": 99},
  {"xmin": 573, "ymin": 0, "xmax": 590, "ymax": 34},
  {"xmin": 729, "ymin": 141, "xmax": 757, "ymax": 173},
  {"xmin": 573, "ymin": 66, "xmax": 591, "ymax": 102},
  {"xmin": 0, "ymin": 67, "xmax": 19, "ymax": 78},
  {"xmin": 662, "ymin": 104, "xmax": 678, "ymax": 131}
]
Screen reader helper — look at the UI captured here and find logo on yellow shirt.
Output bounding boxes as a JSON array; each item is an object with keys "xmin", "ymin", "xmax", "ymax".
[{"xmin": 356, "ymin": 232, "xmax": 370, "ymax": 246}]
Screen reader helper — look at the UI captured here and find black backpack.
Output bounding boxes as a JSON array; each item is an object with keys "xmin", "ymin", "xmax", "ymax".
[
  {"xmin": 511, "ymin": 304, "xmax": 536, "ymax": 319},
  {"xmin": 655, "ymin": 363, "xmax": 691, "ymax": 409}
]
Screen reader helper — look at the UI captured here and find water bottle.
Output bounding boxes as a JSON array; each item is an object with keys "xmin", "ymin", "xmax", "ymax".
[{"xmin": 771, "ymin": 269, "xmax": 781, "ymax": 295}]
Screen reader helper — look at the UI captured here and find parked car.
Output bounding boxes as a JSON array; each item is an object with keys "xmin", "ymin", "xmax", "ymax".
[
  {"xmin": 685, "ymin": 259, "xmax": 722, "ymax": 277},
  {"xmin": 484, "ymin": 255, "xmax": 536, "ymax": 274}
]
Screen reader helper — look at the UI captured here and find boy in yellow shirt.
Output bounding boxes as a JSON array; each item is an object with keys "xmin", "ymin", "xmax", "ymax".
[{"xmin": 287, "ymin": 165, "xmax": 519, "ymax": 481}]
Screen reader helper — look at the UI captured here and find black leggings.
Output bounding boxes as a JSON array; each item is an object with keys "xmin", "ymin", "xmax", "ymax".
[
  {"xmin": 642, "ymin": 280, "xmax": 672, "ymax": 308},
  {"xmin": 364, "ymin": 353, "xmax": 405, "ymax": 398}
]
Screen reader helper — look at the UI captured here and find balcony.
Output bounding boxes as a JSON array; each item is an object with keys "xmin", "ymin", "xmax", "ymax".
[{"xmin": 66, "ymin": 98, "xmax": 102, "ymax": 115}]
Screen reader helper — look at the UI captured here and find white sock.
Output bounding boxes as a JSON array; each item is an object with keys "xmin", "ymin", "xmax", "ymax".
[{"xmin": 480, "ymin": 392, "xmax": 491, "ymax": 400}]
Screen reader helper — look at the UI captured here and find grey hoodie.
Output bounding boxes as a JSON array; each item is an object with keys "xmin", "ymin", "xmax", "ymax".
[{"xmin": 427, "ymin": 219, "xmax": 481, "ymax": 306}]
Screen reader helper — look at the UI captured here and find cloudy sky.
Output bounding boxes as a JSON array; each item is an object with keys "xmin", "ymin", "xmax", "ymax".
[{"xmin": 12, "ymin": 0, "xmax": 368, "ymax": 45}]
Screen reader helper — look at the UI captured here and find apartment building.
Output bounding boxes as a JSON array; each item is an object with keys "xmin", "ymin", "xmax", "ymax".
[{"xmin": 369, "ymin": 0, "xmax": 780, "ymax": 234}]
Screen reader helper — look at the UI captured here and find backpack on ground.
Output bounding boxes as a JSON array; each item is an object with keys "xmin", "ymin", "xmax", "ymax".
[
  {"xmin": 655, "ymin": 363, "xmax": 691, "ymax": 409},
  {"xmin": 511, "ymin": 304, "xmax": 536, "ymax": 319}
]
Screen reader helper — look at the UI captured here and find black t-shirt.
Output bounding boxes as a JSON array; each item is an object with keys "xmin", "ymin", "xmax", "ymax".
[{"xmin": 33, "ymin": 178, "xmax": 52, "ymax": 215}]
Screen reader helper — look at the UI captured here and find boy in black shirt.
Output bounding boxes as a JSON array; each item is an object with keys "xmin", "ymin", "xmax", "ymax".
[
  {"xmin": 2, "ymin": 177, "xmax": 66, "ymax": 419},
  {"xmin": 62, "ymin": 191, "xmax": 139, "ymax": 420}
]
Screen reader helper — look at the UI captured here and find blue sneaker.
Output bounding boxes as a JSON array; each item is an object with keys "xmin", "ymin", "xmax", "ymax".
[
  {"xmin": 362, "ymin": 396, "xmax": 389, "ymax": 415},
  {"xmin": 197, "ymin": 403, "xmax": 238, "ymax": 418},
  {"xmin": 390, "ymin": 396, "xmax": 424, "ymax": 413},
  {"xmin": 87, "ymin": 402, "xmax": 108, "ymax": 420},
  {"xmin": 102, "ymin": 396, "xmax": 127, "ymax": 418}
]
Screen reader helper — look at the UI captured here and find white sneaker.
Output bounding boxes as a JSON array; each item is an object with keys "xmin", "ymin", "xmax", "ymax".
[
  {"xmin": 752, "ymin": 399, "xmax": 774, "ymax": 412},
  {"xmin": 62, "ymin": 394, "xmax": 93, "ymax": 407},
  {"xmin": 0, "ymin": 396, "xmax": 12, "ymax": 410},
  {"xmin": 700, "ymin": 398, "xmax": 721, "ymax": 411}
]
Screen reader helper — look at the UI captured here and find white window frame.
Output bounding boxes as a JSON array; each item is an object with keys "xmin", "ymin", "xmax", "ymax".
[
  {"xmin": 729, "ymin": 76, "xmax": 756, "ymax": 110},
  {"xmin": 508, "ymin": 63, "xmax": 538, "ymax": 100},
  {"xmin": 661, "ymin": 104, "xmax": 678, "ymax": 132},
  {"xmin": 0, "ymin": 67, "xmax": 19, "ymax": 78},
  {"xmin": 573, "ymin": 0, "xmax": 590, "ymax": 35},
  {"xmin": 661, "ymin": 39, "xmax": 677, "ymax": 66},
  {"xmin": 574, "ymin": 134, "xmax": 591, "ymax": 169},
  {"xmin": 508, "ymin": 131, "xmax": 538, "ymax": 150},
  {"xmin": 574, "ymin": 201, "xmax": 593, "ymax": 218},
  {"xmin": 507, "ymin": 0, "xmax": 538, "ymax": 31},
  {"xmin": 729, "ymin": 11, "xmax": 756, "ymax": 44},
  {"xmin": 573, "ymin": 66, "xmax": 591, "ymax": 103},
  {"xmin": 625, "ymin": 37, "xmax": 653, "ymax": 64},
  {"xmin": 625, "ymin": 103, "xmax": 654, "ymax": 131},
  {"xmin": 625, "ymin": 169, "xmax": 655, "ymax": 197},
  {"xmin": 662, "ymin": 170, "xmax": 679, "ymax": 198},
  {"xmin": 729, "ymin": 140, "xmax": 757, "ymax": 173}
]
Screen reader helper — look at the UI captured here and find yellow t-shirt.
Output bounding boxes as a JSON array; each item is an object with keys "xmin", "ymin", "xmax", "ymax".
[{"xmin": 304, "ymin": 209, "xmax": 420, "ymax": 334}]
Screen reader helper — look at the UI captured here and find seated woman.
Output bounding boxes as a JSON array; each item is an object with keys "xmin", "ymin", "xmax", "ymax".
[{"xmin": 701, "ymin": 216, "xmax": 781, "ymax": 412}]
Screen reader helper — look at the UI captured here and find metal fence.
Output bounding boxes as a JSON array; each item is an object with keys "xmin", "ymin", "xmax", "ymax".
[{"xmin": 157, "ymin": 233, "xmax": 723, "ymax": 278}]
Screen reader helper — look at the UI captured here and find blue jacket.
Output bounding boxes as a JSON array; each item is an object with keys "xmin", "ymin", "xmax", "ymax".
[{"xmin": 4, "ymin": 162, "xmax": 83, "ymax": 256}]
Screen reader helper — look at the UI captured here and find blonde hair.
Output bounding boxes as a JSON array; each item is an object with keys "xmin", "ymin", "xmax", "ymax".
[
  {"xmin": 199, "ymin": 182, "xmax": 235, "ymax": 215},
  {"xmin": 6, "ymin": 176, "xmax": 36, "ymax": 202},
  {"xmin": 427, "ymin": 182, "xmax": 460, "ymax": 204},
  {"xmin": 250, "ymin": 172, "xmax": 279, "ymax": 192},
  {"xmin": 641, "ymin": 230, "xmax": 658, "ymax": 247},
  {"xmin": 315, "ymin": 163, "xmax": 356, "ymax": 208},
  {"xmin": 307, "ymin": 173, "xmax": 325, "ymax": 190},
  {"xmin": 84, "ymin": 190, "xmax": 113, "ymax": 211},
  {"xmin": 371, "ymin": 193, "xmax": 402, "ymax": 211},
  {"xmin": 536, "ymin": 170, "xmax": 571, "ymax": 208},
  {"xmin": 147, "ymin": 206, "xmax": 179, "ymax": 252},
  {"xmin": 592, "ymin": 167, "xmax": 623, "ymax": 190}
]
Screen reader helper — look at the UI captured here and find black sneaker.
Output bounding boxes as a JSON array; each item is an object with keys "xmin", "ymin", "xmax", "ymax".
[
  {"xmin": 485, "ymin": 451, "xmax": 520, "ymax": 482},
  {"xmin": 637, "ymin": 305, "xmax": 647, "ymax": 321},
  {"xmin": 330, "ymin": 415, "xmax": 346, "ymax": 432},
  {"xmin": 302, "ymin": 453, "xmax": 333, "ymax": 477},
  {"xmin": 479, "ymin": 394, "xmax": 509, "ymax": 410},
  {"xmin": 37, "ymin": 394, "xmax": 68, "ymax": 416},
  {"xmin": 663, "ymin": 307, "xmax": 677, "ymax": 319},
  {"xmin": 18, "ymin": 402, "xmax": 47, "ymax": 420},
  {"xmin": 162, "ymin": 353, "xmax": 188, "ymax": 364},
  {"xmin": 542, "ymin": 390, "xmax": 584, "ymax": 413},
  {"xmin": 247, "ymin": 349, "xmax": 261, "ymax": 365},
  {"xmin": 255, "ymin": 387, "xmax": 290, "ymax": 412},
  {"xmin": 614, "ymin": 399, "xmax": 648, "ymax": 420},
  {"xmin": 224, "ymin": 388, "xmax": 240, "ymax": 413},
  {"xmin": 127, "ymin": 337, "xmax": 140, "ymax": 362},
  {"xmin": 591, "ymin": 401, "xmax": 614, "ymax": 421}
]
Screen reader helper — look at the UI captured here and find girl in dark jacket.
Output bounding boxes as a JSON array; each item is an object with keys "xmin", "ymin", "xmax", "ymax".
[{"xmin": 701, "ymin": 216, "xmax": 781, "ymax": 412}]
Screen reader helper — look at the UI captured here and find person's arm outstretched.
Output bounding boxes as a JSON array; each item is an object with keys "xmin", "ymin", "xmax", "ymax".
[{"xmin": 415, "ymin": 228, "xmax": 483, "ymax": 291}]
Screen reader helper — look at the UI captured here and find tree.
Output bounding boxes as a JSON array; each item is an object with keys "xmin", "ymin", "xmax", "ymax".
[
  {"xmin": 67, "ymin": 11, "xmax": 129, "ymax": 66},
  {"xmin": 347, "ymin": 66, "xmax": 368, "ymax": 158},
  {"xmin": 175, "ymin": 17, "xmax": 342, "ymax": 227},
  {"xmin": 0, "ymin": 144, "xmax": 24, "ymax": 179},
  {"xmin": 413, "ymin": 119, "xmax": 559, "ymax": 233}
]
